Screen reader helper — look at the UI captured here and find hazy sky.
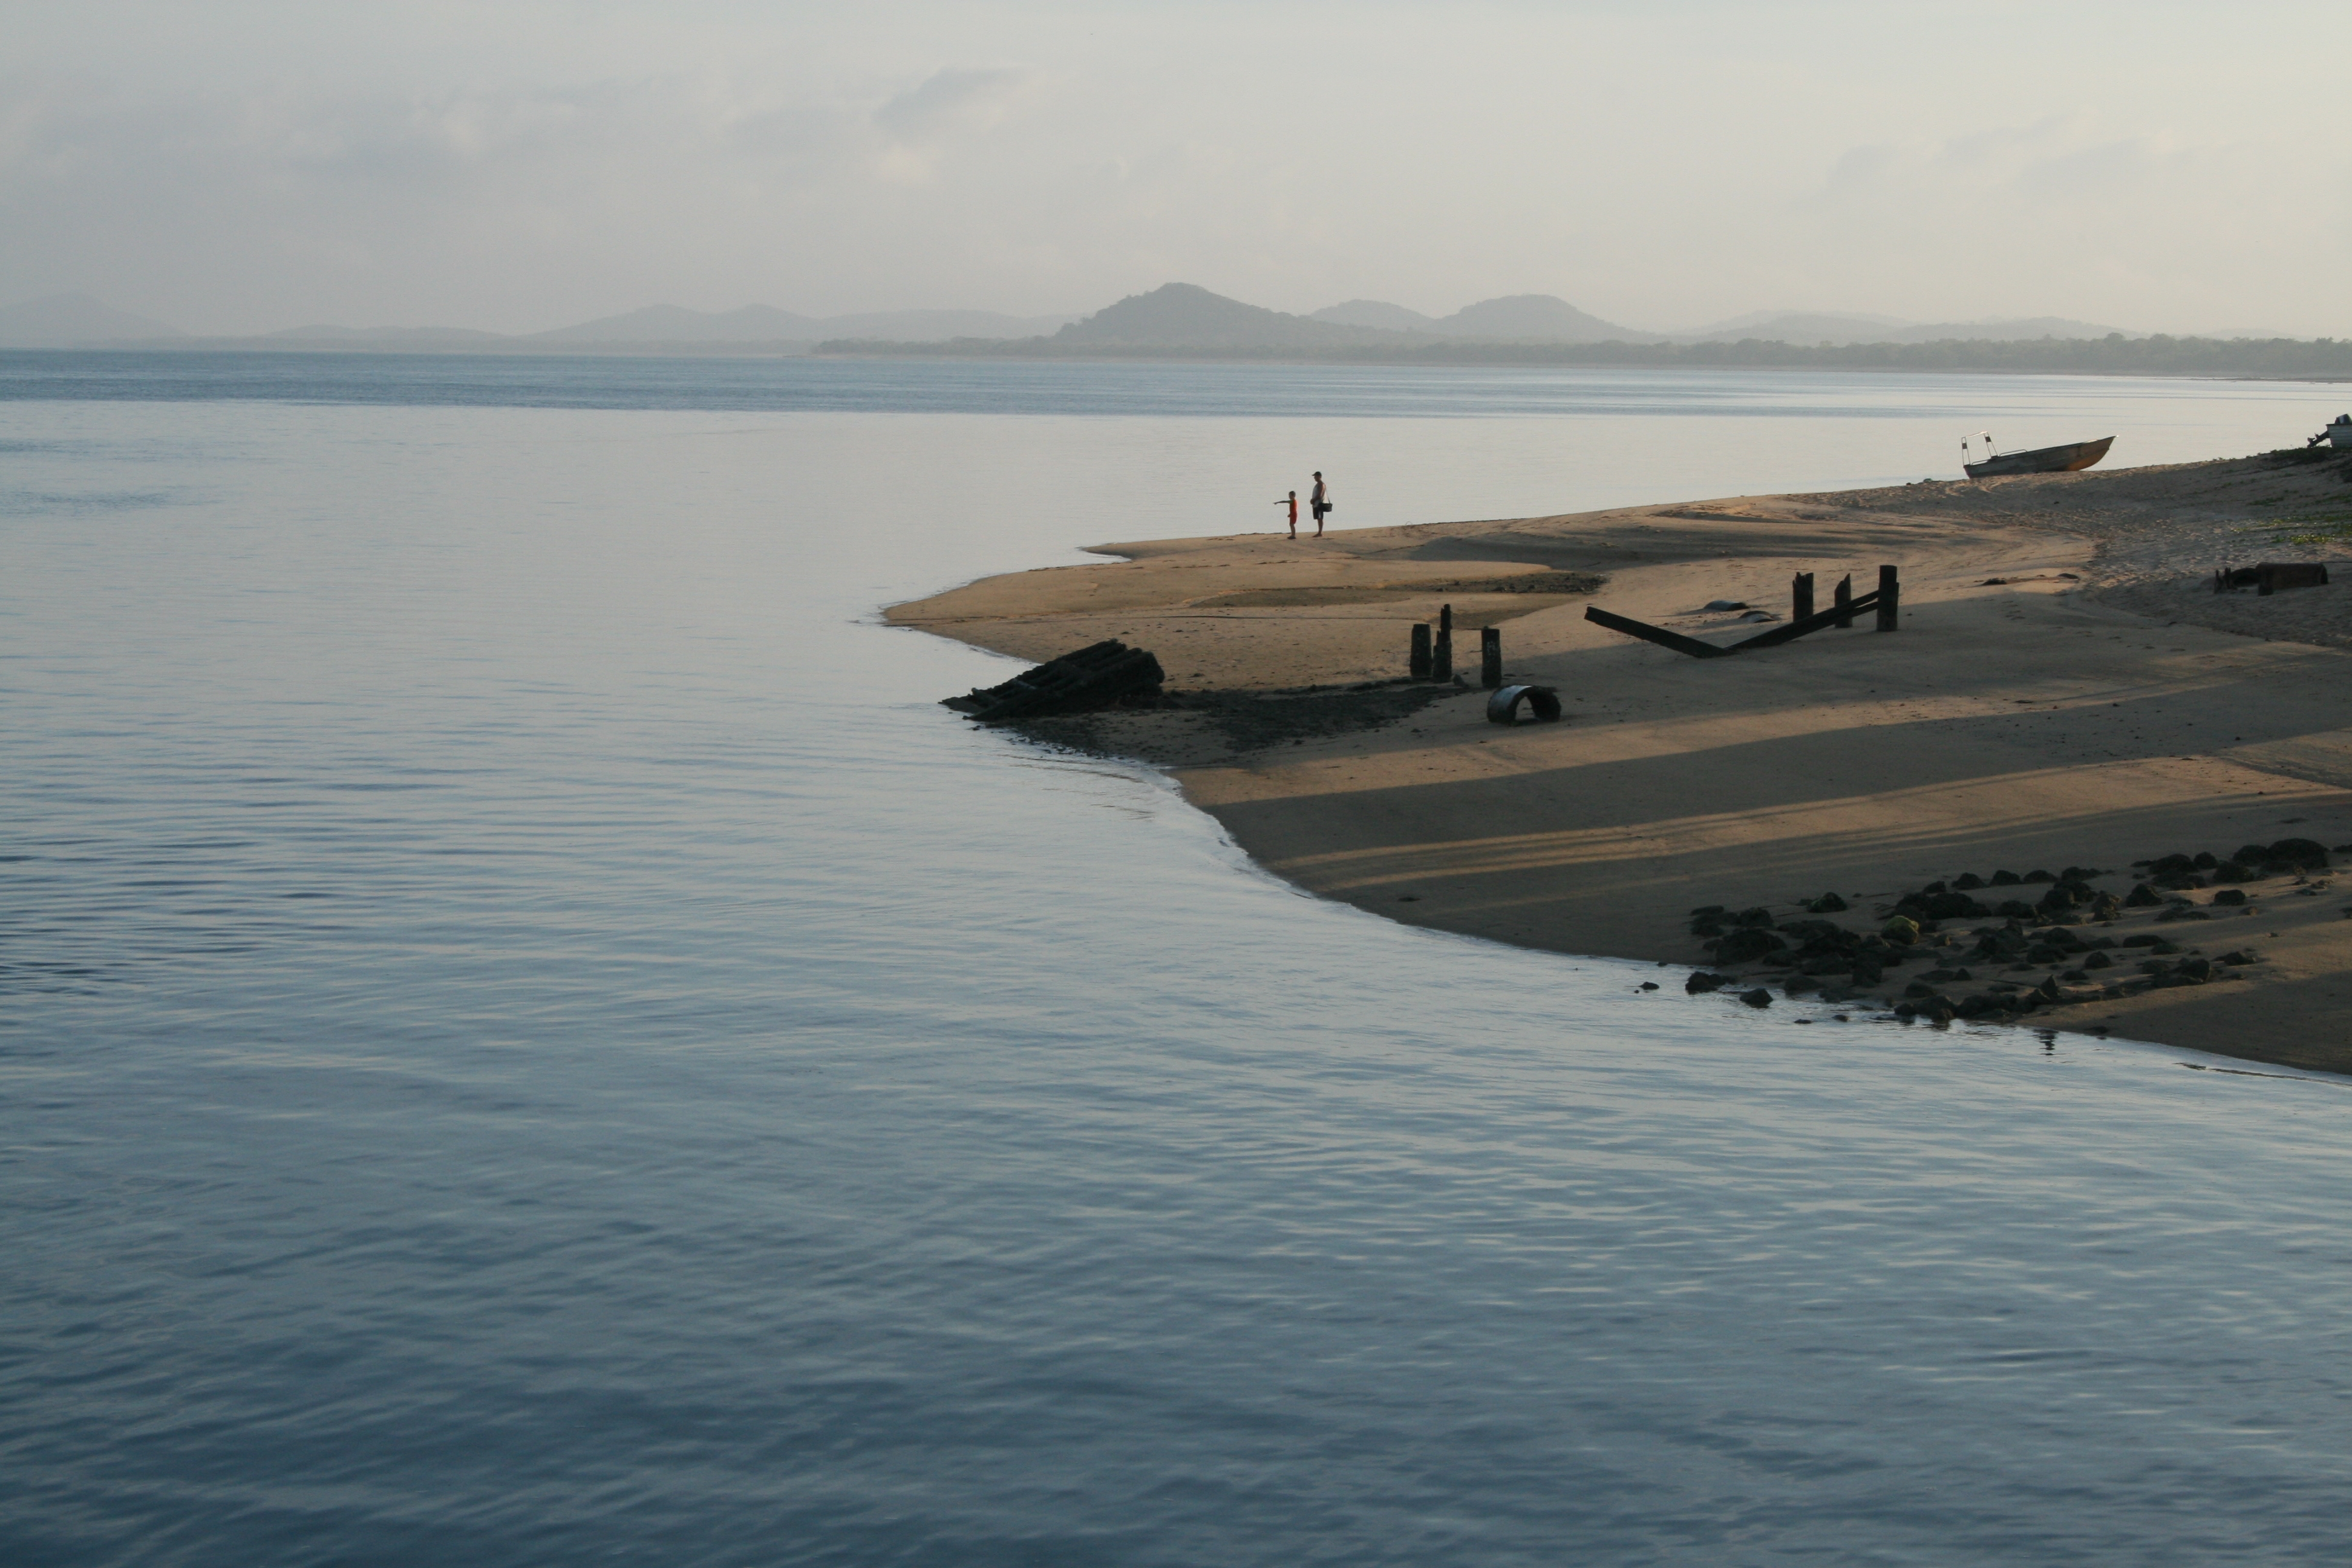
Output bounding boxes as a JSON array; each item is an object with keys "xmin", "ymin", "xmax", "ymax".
[{"xmin": 8, "ymin": 1, "xmax": 2347, "ymax": 335}]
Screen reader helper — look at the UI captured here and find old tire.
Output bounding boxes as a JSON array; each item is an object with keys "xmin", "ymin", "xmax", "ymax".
[{"xmin": 1486, "ymin": 684, "xmax": 1563, "ymax": 725}]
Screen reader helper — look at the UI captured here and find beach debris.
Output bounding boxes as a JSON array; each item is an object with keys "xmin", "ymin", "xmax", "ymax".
[
  {"xmin": 1485, "ymin": 684, "xmax": 1563, "ymax": 725},
  {"xmin": 942, "ymin": 639, "xmax": 1165, "ymax": 722},
  {"xmin": 1702, "ymin": 599, "xmax": 1749, "ymax": 612},
  {"xmin": 1587, "ymin": 566, "xmax": 1898, "ymax": 659},
  {"xmin": 2214, "ymin": 562, "xmax": 2330, "ymax": 595},
  {"xmin": 1481, "ymin": 626, "xmax": 1503, "ymax": 689}
]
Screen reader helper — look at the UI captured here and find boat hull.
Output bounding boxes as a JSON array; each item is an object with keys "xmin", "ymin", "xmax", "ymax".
[{"xmin": 1964, "ymin": 436, "xmax": 2114, "ymax": 479}]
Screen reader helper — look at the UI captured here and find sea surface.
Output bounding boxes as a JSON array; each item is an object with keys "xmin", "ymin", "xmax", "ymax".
[{"xmin": 6, "ymin": 353, "xmax": 2351, "ymax": 1565}]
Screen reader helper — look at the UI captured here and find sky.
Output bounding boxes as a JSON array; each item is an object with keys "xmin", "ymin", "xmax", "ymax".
[{"xmin": 6, "ymin": 0, "xmax": 2348, "ymax": 336}]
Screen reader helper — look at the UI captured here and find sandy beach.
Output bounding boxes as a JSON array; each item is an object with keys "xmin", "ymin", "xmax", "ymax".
[{"xmin": 890, "ymin": 448, "xmax": 2352, "ymax": 1074}]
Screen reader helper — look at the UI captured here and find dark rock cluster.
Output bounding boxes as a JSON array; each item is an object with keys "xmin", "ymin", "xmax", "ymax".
[
  {"xmin": 1678, "ymin": 841, "xmax": 2341, "ymax": 1028},
  {"xmin": 2134, "ymin": 838, "xmax": 2331, "ymax": 890}
]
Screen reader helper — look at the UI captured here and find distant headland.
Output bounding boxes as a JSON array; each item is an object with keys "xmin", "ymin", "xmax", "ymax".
[{"xmin": 4, "ymin": 284, "xmax": 2347, "ymax": 377}]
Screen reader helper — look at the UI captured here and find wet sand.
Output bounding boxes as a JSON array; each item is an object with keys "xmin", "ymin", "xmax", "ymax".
[{"xmin": 890, "ymin": 449, "xmax": 2352, "ymax": 1073}]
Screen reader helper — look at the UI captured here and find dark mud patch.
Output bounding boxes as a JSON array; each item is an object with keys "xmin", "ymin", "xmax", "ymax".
[{"xmin": 1013, "ymin": 679, "xmax": 1462, "ymax": 764}]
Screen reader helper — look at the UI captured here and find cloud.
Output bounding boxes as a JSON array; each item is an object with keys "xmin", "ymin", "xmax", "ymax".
[
  {"xmin": 1772, "ymin": 113, "xmax": 2350, "ymax": 325},
  {"xmin": 5, "ymin": 4, "xmax": 2352, "ymax": 335},
  {"xmin": 872, "ymin": 67, "xmax": 1028, "ymax": 145},
  {"xmin": 0, "ymin": 64, "xmax": 1065, "ymax": 325},
  {"xmin": 867, "ymin": 67, "xmax": 1031, "ymax": 185}
]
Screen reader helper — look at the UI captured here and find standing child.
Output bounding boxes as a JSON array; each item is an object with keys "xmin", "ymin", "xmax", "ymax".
[{"xmin": 1275, "ymin": 490, "xmax": 1298, "ymax": 538}]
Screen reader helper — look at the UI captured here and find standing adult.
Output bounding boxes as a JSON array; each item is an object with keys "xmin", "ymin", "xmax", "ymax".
[{"xmin": 1310, "ymin": 471, "xmax": 1331, "ymax": 537}]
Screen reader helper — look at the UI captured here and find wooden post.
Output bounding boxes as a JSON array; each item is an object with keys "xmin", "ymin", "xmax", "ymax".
[
  {"xmin": 1410, "ymin": 622, "xmax": 1432, "ymax": 680},
  {"xmin": 1876, "ymin": 564, "xmax": 1900, "ymax": 632},
  {"xmin": 1432, "ymin": 603, "xmax": 1453, "ymax": 682},
  {"xmin": 1792, "ymin": 572, "xmax": 1814, "ymax": 621},
  {"xmin": 1480, "ymin": 626, "xmax": 1502, "ymax": 689},
  {"xmin": 1833, "ymin": 574, "xmax": 1853, "ymax": 628}
]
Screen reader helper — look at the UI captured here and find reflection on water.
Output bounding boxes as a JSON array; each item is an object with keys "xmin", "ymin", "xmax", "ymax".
[{"xmin": 4, "ymin": 361, "xmax": 2351, "ymax": 1564}]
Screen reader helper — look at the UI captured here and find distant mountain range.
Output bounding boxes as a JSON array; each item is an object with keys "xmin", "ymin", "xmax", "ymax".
[
  {"xmin": 0, "ymin": 293, "xmax": 1074, "ymax": 350},
  {"xmin": 857, "ymin": 286, "xmax": 2145, "ymax": 354},
  {"xmin": 1308, "ymin": 299, "xmax": 2132, "ymax": 347},
  {"xmin": 1308, "ymin": 293, "xmax": 1636, "ymax": 342},
  {"xmin": 528, "ymin": 303, "xmax": 1076, "ymax": 343},
  {"xmin": 0, "ymin": 293, "xmax": 185, "ymax": 347},
  {"xmin": 0, "ymin": 286, "xmax": 2312, "ymax": 356},
  {"xmin": 1047, "ymin": 283, "xmax": 1406, "ymax": 350},
  {"xmin": 1681, "ymin": 311, "xmax": 2132, "ymax": 345}
]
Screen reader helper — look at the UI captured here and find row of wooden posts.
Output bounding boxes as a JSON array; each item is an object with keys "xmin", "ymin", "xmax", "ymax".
[
  {"xmin": 1408, "ymin": 604, "xmax": 1506, "ymax": 687},
  {"xmin": 1793, "ymin": 565, "xmax": 1902, "ymax": 632},
  {"xmin": 1411, "ymin": 565, "xmax": 1901, "ymax": 679}
]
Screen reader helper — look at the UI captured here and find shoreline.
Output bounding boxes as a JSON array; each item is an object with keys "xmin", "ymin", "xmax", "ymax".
[{"xmin": 890, "ymin": 449, "xmax": 2352, "ymax": 1074}]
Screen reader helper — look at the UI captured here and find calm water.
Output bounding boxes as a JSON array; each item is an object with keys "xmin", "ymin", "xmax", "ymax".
[{"xmin": 6, "ymin": 354, "xmax": 2351, "ymax": 1565}]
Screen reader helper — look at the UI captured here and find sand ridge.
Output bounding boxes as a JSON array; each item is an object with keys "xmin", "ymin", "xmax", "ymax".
[{"xmin": 889, "ymin": 450, "xmax": 2352, "ymax": 1073}]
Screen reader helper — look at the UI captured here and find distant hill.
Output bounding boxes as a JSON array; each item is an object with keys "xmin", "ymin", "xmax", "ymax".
[
  {"xmin": 531, "ymin": 304, "xmax": 821, "ymax": 342},
  {"xmin": 823, "ymin": 307, "xmax": 1078, "ymax": 341},
  {"xmin": 1677, "ymin": 312, "xmax": 1919, "ymax": 345},
  {"xmin": 1310, "ymin": 293, "xmax": 1650, "ymax": 341},
  {"xmin": 1432, "ymin": 295, "xmax": 1648, "ymax": 342},
  {"xmin": 0, "ymin": 292, "xmax": 184, "ymax": 346},
  {"xmin": 1685, "ymin": 308, "xmax": 1908, "ymax": 336},
  {"xmin": 1051, "ymin": 283, "xmax": 1409, "ymax": 349},
  {"xmin": 272, "ymin": 324, "xmax": 509, "ymax": 346},
  {"xmin": 1310, "ymin": 299, "xmax": 1439, "ymax": 332},
  {"xmin": 1892, "ymin": 316, "xmax": 2129, "ymax": 342},
  {"xmin": 1667, "ymin": 311, "xmax": 2136, "ymax": 346},
  {"xmin": 529, "ymin": 302, "xmax": 1075, "ymax": 344}
]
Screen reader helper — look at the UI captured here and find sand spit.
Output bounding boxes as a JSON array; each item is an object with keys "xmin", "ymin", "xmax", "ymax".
[{"xmin": 889, "ymin": 450, "xmax": 2352, "ymax": 1074}]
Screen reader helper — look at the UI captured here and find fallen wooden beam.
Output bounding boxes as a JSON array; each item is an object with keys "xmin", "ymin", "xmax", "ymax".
[
  {"xmin": 1583, "ymin": 582, "xmax": 1889, "ymax": 661},
  {"xmin": 1723, "ymin": 589, "xmax": 1882, "ymax": 652},
  {"xmin": 1581, "ymin": 605, "xmax": 1733, "ymax": 659}
]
